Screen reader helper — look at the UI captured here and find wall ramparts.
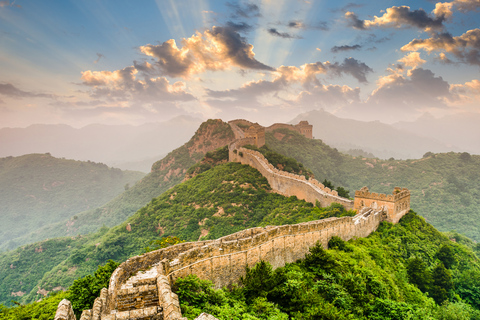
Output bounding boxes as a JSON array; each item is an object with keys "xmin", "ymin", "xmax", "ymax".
[
  {"xmin": 228, "ymin": 141, "xmax": 353, "ymax": 209},
  {"xmin": 102, "ymin": 207, "xmax": 385, "ymax": 319},
  {"xmin": 62, "ymin": 119, "xmax": 410, "ymax": 319}
]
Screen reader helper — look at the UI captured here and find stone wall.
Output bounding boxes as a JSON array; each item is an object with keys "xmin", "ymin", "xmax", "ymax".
[
  {"xmin": 97, "ymin": 207, "xmax": 385, "ymax": 319},
  {"xmin": 228, "ymin": 139, "xmax": 354, "ymax": 209},
  {"xmin": 58, "ymin": 119, "xmax": 410, "ymax": 320},
  {"xmin": 265, "ymin": 121, "xmax": 313, "ymax": 139},
  {"xmin": 163, "ymin": 209, "xmax": 384, "ymax": 289}
]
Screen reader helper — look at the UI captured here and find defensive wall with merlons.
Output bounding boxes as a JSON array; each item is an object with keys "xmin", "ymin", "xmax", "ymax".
[
  {"xmin": 54, "ymin": 119, "xmax": 410, "ymax": 320},
  {"xmin": 228, "ymin": 138, "xmax": 354, "ymax": 209}
]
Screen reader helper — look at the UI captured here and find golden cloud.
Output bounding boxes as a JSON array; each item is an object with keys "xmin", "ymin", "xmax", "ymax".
[
  {"xmin": 398, "ymin": 52, "xmax": 426, "ymax": 68},
  {"xmin": 139, "ymin": 26, "xmax": 273, "ymax": 78}
]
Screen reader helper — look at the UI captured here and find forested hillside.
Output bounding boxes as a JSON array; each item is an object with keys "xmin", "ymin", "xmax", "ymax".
[
  {"xmin": 0, "ymin": 148, "xmax": 353, "ymax": 307},
  {"xmin": 266, "ymin": 128, "xmax": 480, "ymax": 241},
  {"xmin": 2, "ymin": 120, "xmax": 235, "ymax": 252},
  {"xmin": 0, "ymin": 154, "xmax": 144, "ymax": 251}
]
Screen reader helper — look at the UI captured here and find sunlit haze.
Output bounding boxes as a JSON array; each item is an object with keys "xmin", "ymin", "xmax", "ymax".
[{"xmin": 0, "ymin": 0, "xmax": 479, "ymax": 128}]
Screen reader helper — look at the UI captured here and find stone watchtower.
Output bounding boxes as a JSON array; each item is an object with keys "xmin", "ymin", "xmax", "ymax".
[
  {"xmin": 245, "ymin": 123, "xmax": 265, "ymax": 147},
  {"xmin": 353, "ymin": 187, "xmax": 410, "ymax": 223},
  {"xmin": 294, "ymin": 121, "xmax": 313, "ymax": 139}
]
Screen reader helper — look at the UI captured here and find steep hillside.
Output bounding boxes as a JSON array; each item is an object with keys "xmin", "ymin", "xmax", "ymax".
[
  {"xmin": 2, "ymin": 120, "xmax": 236, "ymax": 252},
  {"xmin": 291, "ymin": 110, "xmax": 459, "ymax": 159},
  {"xmin": 0, "ymin": 115, "xmax": 202, "ymax": 172},
  {"xmin": 0, "ymin": 154, "xmax": 144, "ymax": 251},
  {"xmin": 0, "ymin": 154, "xmax": 353, "ymax": 307},
  {"xmin": 266, "ymin": 128, "xmax": 480, "ymax": 241}
]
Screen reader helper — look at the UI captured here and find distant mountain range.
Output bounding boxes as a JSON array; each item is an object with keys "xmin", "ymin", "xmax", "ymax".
[
  {"xmin": 291, "ymin": 110, "xmax": 464, "ymax": 159},
  {"xmin": 393, "ymin": 112, "xmax": 480, "ymax": 156},
  {"xmin": 0, "ymin": 115, "xmax": 203, "ymax": 172}
]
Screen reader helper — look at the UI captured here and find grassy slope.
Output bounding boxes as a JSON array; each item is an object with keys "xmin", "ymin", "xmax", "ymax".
[
  {"xmin": 3, "ymin": 120, "xmax": 236, "ymax": 251},
  {"xmin": 266, "ymin": 128, "xmax": 480, "ymax": 241},
  {"xmin": 0, "ymin": 154, "xmax": 144, "ymax": 251}
]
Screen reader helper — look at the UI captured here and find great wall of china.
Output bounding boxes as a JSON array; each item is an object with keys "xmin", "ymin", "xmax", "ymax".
[{"xmin": 55, "ymin": 120, "xmax": 411, "ymax": 320}]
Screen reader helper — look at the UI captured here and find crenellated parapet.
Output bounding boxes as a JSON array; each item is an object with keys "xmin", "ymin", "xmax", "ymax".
[
  {"xmin": 354, "ymin": 187, "xmax": 410, "ymax": 223},
  {"xmin": 228, "ymin": 141, "xmax": 353, "ymax": 208},
  {"xmin": 67, "ymin": 207, "xmax": 385, "ymax": 320}
]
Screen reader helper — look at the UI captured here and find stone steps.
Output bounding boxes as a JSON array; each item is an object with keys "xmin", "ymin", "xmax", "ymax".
[{"xmin": 116, "ymin": 266, "xmax": 160, "ymax": 313}]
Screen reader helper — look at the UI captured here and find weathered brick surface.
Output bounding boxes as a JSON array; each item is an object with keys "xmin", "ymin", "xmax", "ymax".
[{"xmin": 54, "ymin": 299, "xmax": 76, "ymax": 320}]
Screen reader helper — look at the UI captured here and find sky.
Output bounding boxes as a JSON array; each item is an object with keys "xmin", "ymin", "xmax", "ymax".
[{"xmin": 0, "ymin": 0, "xmax": 479, "ymax": 128}]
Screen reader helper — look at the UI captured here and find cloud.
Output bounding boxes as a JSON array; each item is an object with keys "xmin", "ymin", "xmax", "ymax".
[
  {"xmin": 293, "ymin": 84, "xmax": 361, "ymax": 109},
  {"xmin": 227, "ymin": 2, "xmax": 262, "ymax": 19},
  {"xmin": 226, "ymin": 21, "xmax": 253, "ymax": 32},
  {"xmin": 333, "ymin": 3, "xmax": 364, "ymax": 13},
  {"xmin": 81, "ymin": 66, "xmax": 195, "ymax": 103},
  {"xmin": 432, "ymin": 0, "xmax": 480, "ymax": 20},
  {"xmin": 204, "ymin": 56, "xmax": 371, "ymax": 117},
  {"xmin": 81, "ymin": 66, "xmax": 137, "ymax": 87},
  {"xmin": 0, "ymin": 83, "xmax": 54, "ymax": 99},
  {"xmin": 94, "ymin": 53, "xmax": 105, "ymax": 64},
  {"xmin": 325, "ymin": 58, "xmax": 373, "ymax": 83},
  {"xmin": 346, "ymin": 5, "xmax": 448, "ymax": 32},
  {"xmin": 335, "ymin": 67, "xmax": 455, "ymax": 123},
  {"xmin": 287, "ymin": 21, "xmax": 305, "ymax": 29},
  {"xmin": 398, "ymin": 52, "xmax": 426, "ymax": 68},
  {"xmin": 345, "ymin": 12, "xmax": 366, "ymax": 30},
  {"xmin": 139, "ymin": 26, "xmax": 274, "ymax": 78},
  {"xmin": 267, "ymin": 28, "xmax": 302, "ymax": 39},
  {"xmin": 436, "ymin": 52, "xmax": 456, "ymax": 64},
  {"xmin": 449, "ymin": 79, "xmax": 480, "ymax": 106},
  {"xmin": 369, "ymin": 68, "xmax": 450, "ymax": 108},
  {"xmin": 331, "ymin": 44, "xmax": 362, "ymax": 53},
  {"xmin": 401, "ymin": 29, "xmax": 480, "ymax": 67}
]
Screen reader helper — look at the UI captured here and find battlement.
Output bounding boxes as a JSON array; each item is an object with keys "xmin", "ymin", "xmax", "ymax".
[
  {"xmin": 354, "ymin": 187, "xmax": 410, "ymax": 223},
  {"xmin": 228, "ymin": 140, "xmax": 353, "ymax": 208},
  {"xmin": 62, "ymin": 207, "xmax": 385, "ymax": 320}
]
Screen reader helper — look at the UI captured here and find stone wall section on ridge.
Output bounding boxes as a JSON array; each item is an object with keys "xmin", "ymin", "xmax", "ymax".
[
  {"xmin": 228, "ymin": 138, "xmax": 354, "ymax": 209},
  {"xmin": 95, "ymin": 207, "xmax": 384, "ymax": 319},
  {"xmin": 57, "ymin": 119, "xmax": 411, "ymax": 320}
]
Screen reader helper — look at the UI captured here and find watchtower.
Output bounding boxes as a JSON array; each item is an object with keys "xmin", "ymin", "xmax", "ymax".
[
  {"xmin": 354, "ymin": 186, "xmax": 410, "ymax": 223},
  {"xmin": 245, "ymin": 123, "xmax": 265, "ymax": 147}
]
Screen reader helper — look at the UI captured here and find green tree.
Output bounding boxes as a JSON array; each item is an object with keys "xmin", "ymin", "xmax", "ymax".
[
  {"xmin": 336, "ymin": 186, "xmax": 350, "ymax": 198},
  {"xmin": 143, "ymin": 236, "xmax": 185, "ymax": 253},
  {"xmin": 407, "ymin": 257, "xmax": 431, "ymax": 293},
  {"xmin": 302, "ymin": 242, "xmax": 338, "ymax": 276},
  {"xmin": 436, "ymin": 244, "xmax": 456, "ymax": 269},
  {"xmin": 430, "ymin": 263, "xmax": 454, "ymax": 304},
  {"xmin": 67, "ymin": 260, "xmax": 119, "ymax": 317},
  {"xmin": 322, "ymin": 179, "xmax": 334, "ymax": 190}
]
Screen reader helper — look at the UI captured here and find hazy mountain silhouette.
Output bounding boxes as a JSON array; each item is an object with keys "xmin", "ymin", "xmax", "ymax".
[
  {"xmin": 0, "ymin": 115, "xmax": 203, "ymax": 172},
  {"xmin": 393, "ymin": 112, "xmax": 480, "ymax": 155},
  {"xmin": 290, "ymin": 110, "xmax": 460, "ymax": 159}
]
